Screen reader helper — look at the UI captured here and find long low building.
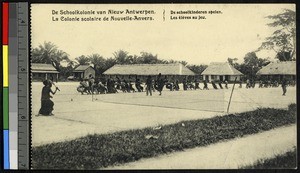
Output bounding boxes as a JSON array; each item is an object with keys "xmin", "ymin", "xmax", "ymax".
[
  {"xmin": 103, "ymin": 63, "xmax": 195, "ymax": 82},
  {"xmin": 31, "ymin": 63, "xmax": 59, "ymax": 81},
  {"xmin": 201, "ymin": 62, "xmax": 243, "ymax": 82},
  {"xmin": 256, "ymin": 61, "xmax": 296, "ymax": 81}
]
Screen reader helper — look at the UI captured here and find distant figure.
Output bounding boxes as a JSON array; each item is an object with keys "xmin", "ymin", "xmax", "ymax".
[
  {"xmin": 97, "ymin": 81, "xmax": 107, "ymax": 94},
  {"xmin": 135, "ymin": 76, "xmax": 143, "ymax": 92},
  {"xmin": 174, "ymin": 79, "xmax": 180, "ymax": 91},
  {"xmin": 182, "ymin": 78, "xmax": 187, "ymax": 90},
  {"xmin": 239, "ymin": 80, "xmax": 242, "ymax": 88},
  {"xmin": 203, "ymin": 80, "xmax": 209, "ymax": 90},
  {"xmin": 251, "ymin": 79, "xmax": 256, "ymax": 88},
  {"xmin": 146, "ymin": 75, "xmax": 153, "ymax": 96},
  {"xmin": 258, "ymin": 80, "xmax": 263, "ymax": 88},
  {"xmin": 156, "ymin": 73, "xmax": 165, "ymax": 95},
  {"xmin": 218, "ymin": 81, "xmax": 223, "ymax": 89},
  {"xmin": 165, "ymin": 77, "xmax": 174, "ymax": 91},
  {"xmin": 128, "ymin": 76, "xmax": 135, "ymax": 93},
  {"xmin": 211, "ymin": 81, "xmax": 218, "ymax": 89},
  {"xmin": 78, "ymin": 79, "xmax": 89, "ymax": 94},
  {"xmin": 224, "ymin": 80, "xmax": 228, "ymax": 89},
  {"xmin": 246, "ymin": 79, "xmax": 250, "ymax": 89},
  {"xmin": 37, "ymin": 80, "xmax": 58, "ymax": 116},
  {"xmin": 195, "ymin": 78, "xmax": 200, "ymax": 90},
  {"xmin": 88, "ymin": 74, "xmax": 95, "ymax": 94},
  {"xmin": 281, "ymin": 78, "xmax": 288, "ymax": 96},
  {"xmin": 116, "ymin": 76, "xmax": 122, "ymax": 90}
]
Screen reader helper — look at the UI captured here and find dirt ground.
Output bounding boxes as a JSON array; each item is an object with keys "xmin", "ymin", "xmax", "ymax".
[{"xmin": 31, "ymin": 82, "xmax": 296, "ymax": 146}]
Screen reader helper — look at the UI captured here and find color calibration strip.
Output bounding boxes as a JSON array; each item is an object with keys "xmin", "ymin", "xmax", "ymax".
[
  {"xmin": 3, "ymin": 2, "xmax": 29, "ymax": 169},
  {"xmin": 3, "ymin": 2, "xmax": 10, "ymax": 170},
  {"xmin": 9, "ymin": 3, "xmax": 19, "ymax": 169}
]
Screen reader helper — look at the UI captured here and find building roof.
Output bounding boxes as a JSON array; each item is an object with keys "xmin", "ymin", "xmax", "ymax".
[
  {"xmin": 256, "ymin": 61, "xmax": 296, "ymax": 75},
  {"xmin": 201, "ymin": 62, "xmax": 243, "ymax": 75},
  {"xmin": 74, "ymin": 65, "xmax": 93, "ymax": 72},
  {"xmin": 31, "ymin": 63, "xmax": 59, "ymax": 73},
  {"xmin": 103, "ymin": 63, "xmax": 195, "ymax": 76}
]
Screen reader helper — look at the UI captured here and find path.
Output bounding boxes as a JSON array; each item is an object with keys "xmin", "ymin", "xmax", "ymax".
[{"xmin": 106, "ymin": 125, "xmax": 296, "ymax": 169}]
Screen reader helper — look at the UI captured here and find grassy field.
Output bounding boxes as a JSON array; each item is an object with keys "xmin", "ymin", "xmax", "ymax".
[
  {"xmin": 32, "ymin": 104, "xmax": 296, "ymax": 169},
  {"xmin": 242, "ymin": 148, "xmax": 297, "ymax": 169}
]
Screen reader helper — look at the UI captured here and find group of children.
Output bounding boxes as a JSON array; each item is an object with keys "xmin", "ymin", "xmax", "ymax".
[
  {"xmin": 37, "ymin": 74, "xmax": 294, "ymax": 116},
  {"xmin": 76, "ymin": 73, "xmax": 235, "ymax": 96}
]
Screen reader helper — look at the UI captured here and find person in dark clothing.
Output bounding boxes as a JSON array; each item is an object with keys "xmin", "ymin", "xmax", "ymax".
[
  {"xmin": 37, "ymin": 80, "xmax": 58, "ymax": 116},
  {"xmin": 105, "ymin": 78, "xmax": 111, "ymax": 93},
  {"xmin": 212, "ymin": 80, "xmax": 218, "ymax": 89},
  {"xmin": 123, "ymin": 79, "xmax": 129, "ymax": 92},
  {"xmin": 174, "ymin": 79, "xmax": 180, "ymax": 91},
  {"xmin": 258, "ymin": 80, "xmax": 263, "ymax": 88},
  {"xmin": 282, "ymin": 78, "xmax": 288, "ymax": 96},
  {"xmin": 239, "ymin": 80, "xmax": 242, "ymax": 88},
  {"xmin": 88, "ymin": 74, "xmax": 95, "ymax": 94},
  {"xmin": 182, "ymin": 78, "xmax": 187, "ymax": 90},
  {"xmin": 156, "ymin": 73, "xmax": 165, "ymax": 95},
  {"xmin": 203, "ymin": 80, "xmax": 209, "ymax": 90},
  {"xmin": 165, "ymin": 77, "xmax": 173, "ymax": 91},
  {"xmin": 195, "ymin": 78, "xmax": 200, "ymax": 90},
  {"xmin": 77, "ymin": 78, "xmax": 89, "ymax": 94},
  {"xmin": 110, "ymin": 78, "xmax": 117, "ymax": 93},
  {"xmin": 128, "ymin": 76, "xmax": 135, "ymax": 93},
  {"xmin": 135, "ymin": 76, "xmax": 143, "ymax": 92},
  {"xmin": 116, "ymin": 76, "xmax": 122, "ymax": 90},
  {"xmin": 218, "ymin": 81, "xmax": 223, "ymax": 89},
  {"xmin": 224, "ymin": 80, "xmax": 228, "ymax": 89},
  {"xmin": 146, "ymin": 75, "xmax": 153, "ymax": 96}
]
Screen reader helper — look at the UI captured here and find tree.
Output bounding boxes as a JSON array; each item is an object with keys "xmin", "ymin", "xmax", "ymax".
[
  {"xmin": 257, "ymin": 9, "xmax": 296, "ymax": 61},
  {"xmin": 275, "ymin": 51, "xmax": 292, "ymax": 61},
  {"xmin": 139, "ymin": 52, "xmax": 159, "ymax": 64},
  {"xmin": 239, "ymin": 52, "xmax": 270, "ymax": 79},
  {"xmin": 186, "ymin": 64, "xmax": 208, "ymax": 75},
  {"xmin": 31, "ymin": 41, "xmax": 69, "ymax": 69},
  {"xmin": 75, "ymin": 55, "xmax": 90, "ymax": 65},
  {"xmin": 179, "ymin": 61, "xmax": 188, "ymax": 66},
  {"xmin": 103, "ymin": 57, "xmax": 117, "ymax": 73},
  {"xmin": 88, "ymin": 54, "xmax": 106, "ymax": 75},
  {"xmin": 113, "ymin": 50, "xmax": 129, "ymax": 64}
]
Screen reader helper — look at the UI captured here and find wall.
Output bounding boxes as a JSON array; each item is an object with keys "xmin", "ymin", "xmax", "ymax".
[{"xmin": 84, "ymin": 67, "xmax": 96, "ymax": 78}]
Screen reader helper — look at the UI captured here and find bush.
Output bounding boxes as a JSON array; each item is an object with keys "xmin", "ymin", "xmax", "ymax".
[
  {"xmin": 242, "ymin": 147, "xmax": 296, "ymax": 169},
  {"xmin": 288, "ymin": 103, "xmax": 297, "ymax": 115}
]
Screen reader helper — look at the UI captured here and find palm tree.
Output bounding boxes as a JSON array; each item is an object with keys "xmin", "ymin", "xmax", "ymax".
[
  {"xmin": 88, "ymin": 54, "xmax": 105, "ymax": 75},
  {"xmin": 31, "ymin": 41, "xmax": 69, "ymax": 69},
  {"xmin": 113, "ymin": 50, "xmax": 129, "ymax": 64},
  {"xmin": 75, "ymin": 55, "xmax": 90, "ymax": 65}
]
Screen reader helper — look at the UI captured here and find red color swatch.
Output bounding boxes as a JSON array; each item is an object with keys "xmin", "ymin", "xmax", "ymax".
[{"xmin": 2, "ymin": 2, "xmax": 9, "ymax": 45}]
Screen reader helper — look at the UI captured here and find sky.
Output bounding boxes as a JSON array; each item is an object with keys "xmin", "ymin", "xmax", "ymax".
[{"xmin": 31, "ymin": 4, "xmax": 295, "ymax": 65}]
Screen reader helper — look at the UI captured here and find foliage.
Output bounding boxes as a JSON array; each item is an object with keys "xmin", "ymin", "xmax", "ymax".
[
  {"xmin": 227, "ymin": 52, "xmax": 270, "ymax": 79},
  {"xmin": 242, "ymin": 148, "xmax": 296, "ymax": 169},
  {"xmin": 88, "ymin": 54, "xmax": 106, "ymax": 75},
  {"xmin": 227, "ymin": 57, "xmax": 239, "ymax": 68},
  {"xmin": 186, "ymin": 64, "xmax": 208, "ymax": 75},
  {"xmin": 75, "ymin": 55, "xmax": 90, "ymax": 65},
  {"xmin": 257, "ymin": 9, "xmax": 296, "ymax": 61},
  {"xmin": 113, "ymin": 50, "xmax": 129, "ymax": 64},
  {"xmin": 31, "ymin": 41, "xmax": 70, "ymax": 70},
  {"xmin": 32, "ymin": 106, "xmax": 296, "ymax": 169},
  {"xmin": 240, "ymin": 52, "xmax": 270, "ymax": 79}
]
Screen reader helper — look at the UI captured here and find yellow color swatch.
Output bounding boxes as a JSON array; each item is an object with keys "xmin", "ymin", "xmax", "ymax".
[{"xmin": 3, "ymin": 45, "xmax": 8, "ymax": 87}]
